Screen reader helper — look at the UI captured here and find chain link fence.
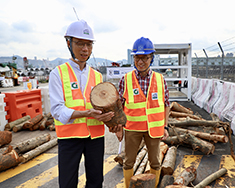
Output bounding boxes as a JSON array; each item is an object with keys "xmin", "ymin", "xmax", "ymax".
[{"xmin": 192, "ymin": 57, "xmax": 235, "ymax": 82}]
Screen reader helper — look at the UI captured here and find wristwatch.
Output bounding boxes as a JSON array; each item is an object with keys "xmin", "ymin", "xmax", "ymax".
[{"xmin": 164, "ymin": 126, "xmax": 169, "ymax": 131}]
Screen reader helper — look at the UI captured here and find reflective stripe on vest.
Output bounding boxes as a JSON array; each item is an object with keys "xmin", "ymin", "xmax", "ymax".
[
  {"xmin": 123, "ymin": 70, "xmax": 165, "ymax": 138},
  {"xmin": 54, "ymin": 62, "xmax": 104, "ymax": 139}
]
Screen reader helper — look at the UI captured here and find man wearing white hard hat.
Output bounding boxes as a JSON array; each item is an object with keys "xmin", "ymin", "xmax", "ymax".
[{"xmin": 49, "ymin": 19, "xmax": 120, "ymax": 188}]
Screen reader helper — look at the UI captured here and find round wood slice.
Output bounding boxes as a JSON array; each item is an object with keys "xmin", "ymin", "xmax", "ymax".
[{"xmin": 90, "ymin": 82, "xmax": 127, "ymax": 127}]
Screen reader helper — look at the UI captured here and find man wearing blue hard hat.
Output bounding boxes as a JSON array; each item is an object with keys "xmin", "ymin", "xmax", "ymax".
[{"xmin": 118, "ymin": 37, "xmax": 170, "ymax": 187}]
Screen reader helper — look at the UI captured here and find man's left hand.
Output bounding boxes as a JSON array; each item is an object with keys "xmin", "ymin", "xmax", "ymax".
[
  {"xmin": 108, "ymin": 124, "xmax": 123, "ymax": 133},
  {"xmin": 160, "ymin": 129, "xmax": 169, "ymax": 140}
]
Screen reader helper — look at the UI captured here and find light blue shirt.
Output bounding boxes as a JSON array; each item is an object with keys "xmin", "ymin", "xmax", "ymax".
[{"xmin": 49, "ymin": 59, "xmax": 90, "ymax": 124}]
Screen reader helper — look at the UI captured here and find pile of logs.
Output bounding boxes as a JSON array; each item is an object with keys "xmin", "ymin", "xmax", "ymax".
[
  {"xmin": 4, "ymin": 113, "xmax": 55, "ymax": 132},
  {"xmin": 166, "ymin": 102, "xmax": 233, "ymax": 158},
  {"xmin": 0, "ymin": 132, "xmax": 57, "ymax": 172},
  {"xmin": 114, "ymin": 102, "xmax": 232, "ymax": 187}
]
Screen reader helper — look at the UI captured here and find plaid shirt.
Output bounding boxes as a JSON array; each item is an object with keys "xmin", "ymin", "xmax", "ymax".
[{"xmin": 119, "ymin": 69, "xmax": 170, "ymax": 107}]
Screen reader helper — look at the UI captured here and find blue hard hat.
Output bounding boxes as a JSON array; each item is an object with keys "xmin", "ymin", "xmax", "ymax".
[{"xmin": 131, "ymin": 37, "xmax": 155, "ymax": 55}]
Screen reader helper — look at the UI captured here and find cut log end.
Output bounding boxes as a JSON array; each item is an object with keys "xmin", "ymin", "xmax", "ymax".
[{"xmin": 129, "ymin": 173, "xmax": 156, "ymax": 188}]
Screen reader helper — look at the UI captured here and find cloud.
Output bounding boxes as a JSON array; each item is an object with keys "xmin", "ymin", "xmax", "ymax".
[
  {"xmin": 12, "ymin": 20, "xmax": 35, "ymax": 33},
  {"xmin": 93, "ymin": 20, "xmax": 120, "ymax": 34}
]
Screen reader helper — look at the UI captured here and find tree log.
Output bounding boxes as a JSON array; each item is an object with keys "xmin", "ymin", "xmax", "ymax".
[
  {"xmin": 0, "ymin": 146, "xmax": 13, "ymax": 155},
  {"xmin": 135, "ymin": 153, "xmax": 148, "ymax": 175},
  {"xmin": 0, "ymin": 131, "xmax": 12, "ymax": 147},
  {"xmin": 133, "ymin": 146, "xmax": 147, "ymax": 173},
  {"xmin": 0, "ymin": 149, "xmax": 23, "ymax": 172},
  {"xmin": 163, "ymin": 135, "xmax": 186, "ymax": 145},
  {"xmin": 194, "ymin": 168, "xmax": 227, "ymax": 188},
  {"xmin": 161, "ymin": 146, "xmax": 177, "ymax": 176},
  {"xmin": 23, "ymin": 114, "xmax": 43, "ymax": 129},
  {"xmin": 174, "ymin": 127, "xmax": 228, "ymax": 143},
  {"xmin": 169, "ymin": 117, "xmax": 219, "ymax": 128},
  {"xmin": 170, "ymin": 102, "xmax": 193, "ymax": 114},
  {"xmin": 4, "ymin": 115, "xmax": 31, "ymax": 131},
  {"xmin": 163, "ymin": 133, "xmax": 215, "ymax": 155},
  {"xmin": 160, "ymin": 142, "xmax": 169, "ymax": 164},
  {"xmin": 165, "ymin": 186, "xmax": 190, "ymax": 188},
  {"xmin": 39, "ymin": 112, "xmax": 52, "ymax": 130},
  {"xmin": 129, "ymin": 173, "xmax": 156, "ymax": 188},
  {"xmin": 45, "ymin": 119, "xmax": 54, "ymax": 127},
  {"xmin": 184, "ymin": 133, "xmax": 215, "ymax": 155},
  {"xmin": 12, "ymin": 120, "xmax": 30, "ymax": 132},
  {"xmin": 90, "ymin": 82, "xmax": 127, "ymax": 127},
  {"xmin": 159, "ymin": 175, "xmax": 175, "ymax": 188},
  {"xmin": 14, "ymin": 133, "xmax": 51, "ymax": 154},
  {"xmin": 39, "ymin": 116, "xmax": 48, "ymax": 130},
  {"xmin": 170, "ymin": 111, "xmax": 204, "ymax": 120},
  {"xmin": 174, "ymin": 166, "xmax": 197, "ymax": 185},
  {"xmin": 48, "ymin": 124, "xmax": 55, "ymax": 131},
  {"xmin": 21, "ymin": 138, "xmax": 57, "ymax": 163}
]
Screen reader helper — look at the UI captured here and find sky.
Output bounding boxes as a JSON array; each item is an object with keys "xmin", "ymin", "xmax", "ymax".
[{"xmin": 0, "ymin": 0, "xmax": 235, "ymax": 62}]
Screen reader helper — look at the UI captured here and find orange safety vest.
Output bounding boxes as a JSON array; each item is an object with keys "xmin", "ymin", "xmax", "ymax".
[
  {"xmin": 54, "ymin": 62, "xmax": 104, "ymax": 139},
  {"xmin": 123, "ymin": 70, "xmax": 165, "ymax": 138}
]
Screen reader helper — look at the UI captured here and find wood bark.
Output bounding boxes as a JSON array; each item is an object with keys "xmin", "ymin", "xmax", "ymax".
[
  {"xmin": 39, "ymin": 112, "xmax": 52, "ymax": 130},
  {"xmin": 129, "ymin": 173, "xmax": 156, "ymax": 188},
  {"xmin": 46, "ymin": 119, "xmax": 54, "ymax": 126},
  {"xmin": 165, "ymin": 186, "xmax": 190, "ymax": 188},
  {"xmin": 12, "ymin": 120, "xmax": 30, "ymax": 132},
  {"xmin": 161, "ymin": 146, "xmax": 177, "ymax": 176},
  {"xmin": 21, "ymin": 138, "xmax": 57, "ymax": 163},
  {"xmin": 170, "ymin": 111, "xmax": 204, "ymax": 120},
  {"xmin": 4, "ymin": 115, "xmax": 31, "ymax": 131},
  {"xmin": 170, "ymin": 102, "xmax": 193, "ymax": 114},
  {"xmin": 48, "ymin": 124, "xmax": 55, "ymax": 131},
  {"xmin": 183, "ymin": 133, "xmax": 215, "ymax": 155},
  {"xmin": 174, "ymin": 127, "xmax": 228, "ymax": 143},
  {"xmin": 0, "ymin": 149, "xmax": 23, "ymax": 172},
  {"xmin": 135, "ymin": 153, "xmax": 148, "ymax": 175},
  {"xmin": 0, "ymin": 146, "xmax": 13, "ymax": 155},
  {"xmin": 90, "ymin": 82, "xmax": 127, "ymax": 127},
  {"xmin": 194, "ymin": 168, "xmax": 227, "ymax": 188},
  {"xmin": 0, "ymin": 131, "xmax": 12, "ymax": 147},
  {"xmin": 133, "ymin": 146, "xmax": 147, "ymax": 173},
  {"xmin": 160, "ymin": 142, "xmax": 169, "ymax": 164},
  {"xmin": 163, "ymin": 133, "xmax": 215, "ymax": 155},
  {"xmin": 159, "ymin": 175, "xmax": 175, "ymax": 188},
  {"xmin": 163, "ymin": 135, "xmax": 186, "ymax": 145},
  {"xmin": 23, "ymin": 114, "xmax": 43, "ymax": 129},
  {"xmin": 174, "ymin": 166, "xmax": 197, "ymax": 185},
  {"xmin": 14, "ymin": 133, "xmax": 51, "ymax": 154},
  {"xmin": 169, "ymin": 117, "xmax": 220, "ymax": 128}
]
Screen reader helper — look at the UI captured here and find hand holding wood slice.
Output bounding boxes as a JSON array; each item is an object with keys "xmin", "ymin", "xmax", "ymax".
[{"xmin": 90, "ymin": 82, "xmax": 127, "ymax": 128}]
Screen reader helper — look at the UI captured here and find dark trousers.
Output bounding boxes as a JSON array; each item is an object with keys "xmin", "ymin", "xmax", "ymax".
[{"xmin": 58, "ymin": 137, "xmax": 104, "ymax": 188}]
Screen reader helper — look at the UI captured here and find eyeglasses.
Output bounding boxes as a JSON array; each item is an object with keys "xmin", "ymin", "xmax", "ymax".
[
  {"xmin": 73, "ymin": 41, "xmax": 93, "ymax": 49},
  {"xmin": 134, "ymin": 56, "xmax": 152, "ymax": 62}
]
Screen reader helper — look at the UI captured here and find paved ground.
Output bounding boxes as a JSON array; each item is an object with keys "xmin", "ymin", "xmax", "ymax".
[{"xmin": 0, "ymin": 84, "xmax": 235, "ymax": 187}]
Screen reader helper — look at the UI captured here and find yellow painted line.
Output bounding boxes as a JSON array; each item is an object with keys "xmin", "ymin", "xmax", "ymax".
[
  {"xmin": 15, "ymin": 155, "xmax": 84, "ymax": 188},
  {"xmin": 77, "ymin": 155, "xmax": 118, "ymax": 188},
  {"xmin": 15, "ymin": 166, "xmax": 58, "ymax": 188},
  {"xmin": 215, "ymin": 155, "xmax": 235, "ymax": 187},
  {"xmin": 115, "ymin": 178, "xmax": 124, "ymax": 188},
  {"xmin": 173, "ymin": 155, "xmax": 203, "ymax": 178},
  {"xmin": 0, "ymin": 153, "xmax": 57, "ymax": 183}
]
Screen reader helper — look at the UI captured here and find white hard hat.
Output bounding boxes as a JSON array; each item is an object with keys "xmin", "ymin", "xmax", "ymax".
[{"xmin": 64, "ymin": 19, "xmax": 95, "ymax": 41}]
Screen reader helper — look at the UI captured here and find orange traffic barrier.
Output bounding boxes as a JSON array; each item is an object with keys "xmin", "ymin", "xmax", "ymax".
[{"xmin": 4, "ymin": 89, "xmax": 43, "ymax": 122}]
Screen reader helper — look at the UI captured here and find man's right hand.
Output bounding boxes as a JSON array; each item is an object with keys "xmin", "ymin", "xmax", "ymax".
[{"xmin": 88, "ymin": 109, "xmax": 114, "ymax": 122}]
